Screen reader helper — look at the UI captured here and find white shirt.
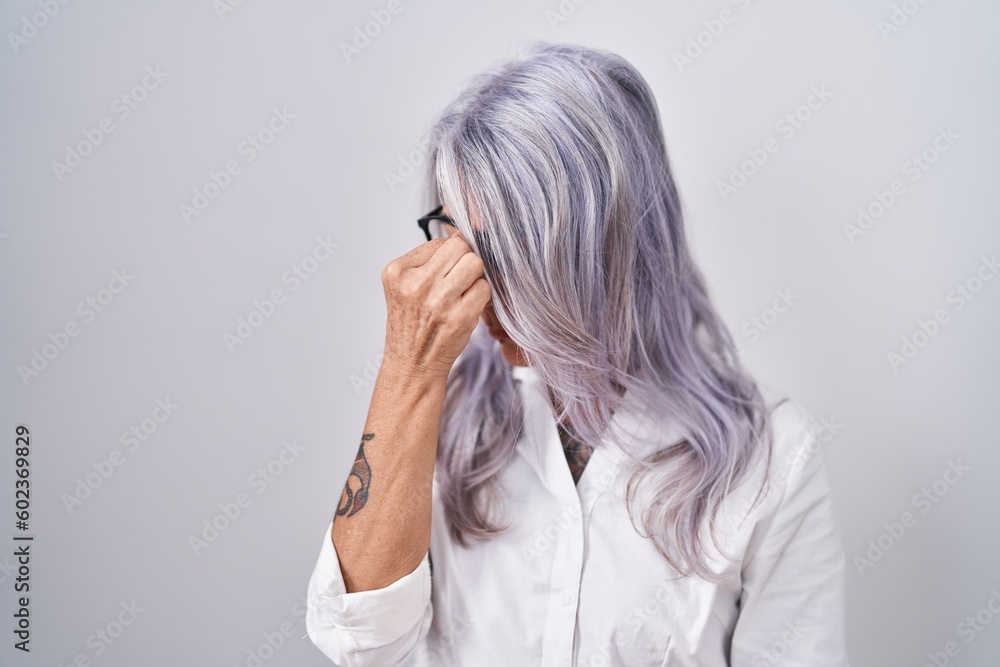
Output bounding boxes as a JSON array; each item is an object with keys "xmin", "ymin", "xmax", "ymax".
[{"xmin": 305, "ymin": 365, "xmax": 850, "ymax": 666}]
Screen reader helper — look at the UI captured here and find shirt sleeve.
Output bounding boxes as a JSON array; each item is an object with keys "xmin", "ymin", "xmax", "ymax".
[
  {"xmin": 305, "ymin": 518, "xmax": 433, "ymax": 666},
  {"xmin": 729, "ymin": 410, "xmax": 851, "ymax": 667}
]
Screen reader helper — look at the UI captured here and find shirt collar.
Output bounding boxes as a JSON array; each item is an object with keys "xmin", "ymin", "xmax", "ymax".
[{"xmin": 510, "ymin": 365, "xmax": 688, "ymax": 493}]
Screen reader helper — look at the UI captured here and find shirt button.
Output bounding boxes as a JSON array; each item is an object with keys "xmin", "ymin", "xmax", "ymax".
[{"xmin": 562, "ymin": 592, "xmax": 573, "ymax": 606}]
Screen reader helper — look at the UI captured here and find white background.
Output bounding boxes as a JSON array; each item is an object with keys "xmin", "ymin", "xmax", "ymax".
[{"xmin": 1, "ymin": 0, "xmax": 998, "ymax": 665}]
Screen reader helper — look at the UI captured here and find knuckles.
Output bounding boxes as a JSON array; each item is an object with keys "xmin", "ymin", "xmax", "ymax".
[
  {"xmin": 380, "ymin": 260, "xmax": 401, "ymax": 286},
  {"xmin": 383, "ymin": 246, "xmax": 490, "ymax": 326},
  {"xmin": 464, "ymin": 253, "xmax": 485, "ymax": 274}
]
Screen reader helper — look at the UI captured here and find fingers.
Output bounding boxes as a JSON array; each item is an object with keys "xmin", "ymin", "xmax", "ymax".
[
  {"xmin": 383, "ymin": 237, "xmax": 464, "ymax": 289},
  {"xmin": 423, "ymin": 234, "xmax": 475, "ymax": 276},
  {"xmin": 394, "ymin": 237, "xmax": 451, "ymax": 268},
  {"xmin": 385, "ymin": 233, "xmax": 490, "ymax": 318},
  {"xmin": 460, "ymin": 276, "xmax": 492, "ymax": 313},
  {"xmin": 443, "ymin": 251, "xmax": 486, "ymax": 293}
]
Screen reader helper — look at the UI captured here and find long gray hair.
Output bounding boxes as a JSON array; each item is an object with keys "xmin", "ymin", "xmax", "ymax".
[{"xmin": 422, "ymin": 41, "xmax": 775, "ymax": 581}]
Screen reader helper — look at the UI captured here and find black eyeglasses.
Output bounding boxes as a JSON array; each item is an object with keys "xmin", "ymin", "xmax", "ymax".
[
  {"xmin": 417, "ymin": 205, "xmax": 498, "ymax": 274},
  {"xmin": 417, "ymin": 205, "xmax": 458, "ymax": 241}
]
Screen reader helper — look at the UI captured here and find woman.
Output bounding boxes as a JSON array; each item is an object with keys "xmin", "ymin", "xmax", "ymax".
[{"xmin": 306, "ymin": 42, "xmax": 849, "ymax": 666}]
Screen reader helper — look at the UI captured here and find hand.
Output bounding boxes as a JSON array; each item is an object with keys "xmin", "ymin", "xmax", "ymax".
[{"xmin": 380, "ymin": 234, "xmax": 492, "ymax": 384}]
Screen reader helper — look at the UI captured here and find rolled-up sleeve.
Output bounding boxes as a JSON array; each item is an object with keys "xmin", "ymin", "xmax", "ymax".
[
  {"xmin": 730, "ymin": 412, "xmax": 850, "ymax": 666},
  {"xmin": 305, "ymin": 519, "xmax": 433, "ymax": 666}
]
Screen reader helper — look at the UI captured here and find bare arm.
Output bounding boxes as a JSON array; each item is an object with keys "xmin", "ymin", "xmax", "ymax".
[
  {"xmin": 330, "ymin": 230, "xmax": 490, "ymax": 593},
  {"xmin": 331, "ymin": 364, "xmax": 445, "ymax": 593}
]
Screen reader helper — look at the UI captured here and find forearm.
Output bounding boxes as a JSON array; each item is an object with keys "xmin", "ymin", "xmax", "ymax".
[{"xmin": 331, "ymin": 360, "xmax": 446, "ymax": 593}]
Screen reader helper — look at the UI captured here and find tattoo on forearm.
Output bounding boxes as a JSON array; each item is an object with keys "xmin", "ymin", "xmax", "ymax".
[{"xmin": 335, "ymin": 433, "xmax": 374, "ymax": 519}]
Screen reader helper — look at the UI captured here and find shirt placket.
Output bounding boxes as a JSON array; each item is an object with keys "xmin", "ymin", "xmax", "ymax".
[{"xmin": 540, "ymin": 472, "xmax": 584, "ymax": 667}]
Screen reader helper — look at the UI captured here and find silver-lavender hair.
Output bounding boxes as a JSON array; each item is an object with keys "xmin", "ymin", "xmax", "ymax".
[{"xmin": 421, "ymin": 42, "xmax": 777, "ymax": 581}]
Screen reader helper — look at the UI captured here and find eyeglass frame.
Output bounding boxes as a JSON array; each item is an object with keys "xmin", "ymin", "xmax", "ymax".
[
  {"xmin": 417, "ymin": 205, "xmax": 457, "ymax": 242},
  {"xmin": 416, "ymin": 204, "xmax": 499, "ymax": 277}
]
